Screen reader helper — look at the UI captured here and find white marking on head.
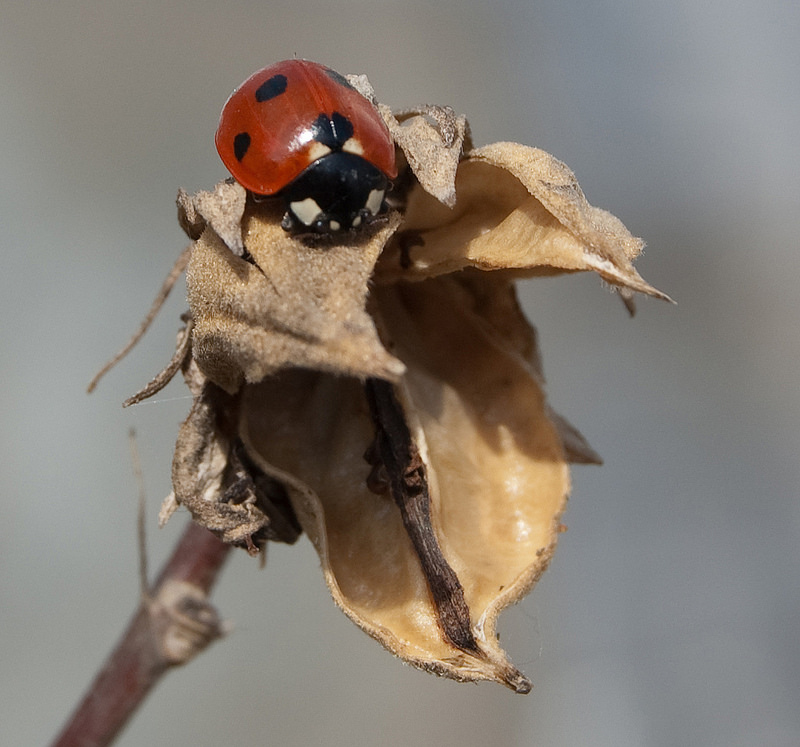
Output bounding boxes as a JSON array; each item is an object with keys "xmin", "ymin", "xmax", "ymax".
[
  {"xmin": 290, "ymin": 198, "xmax": 324, "ymax": 226},
  {"xmin": 365, "ymin": 188, "xmax": 384, "ymax": 216},
  {"xmin": 328, "ymin": 220, "xmax": 341, "ymax": 231},
  {"xmin": 342, "ymin": 138, "xmax": 364, "ymax": 157},
  {"xmin": 307, "ymin": 142, "xmax": 332, "ymax": 162},
  {"xmin": 351, "ymin": 215, "xmax": 362, "ymax": 228}
]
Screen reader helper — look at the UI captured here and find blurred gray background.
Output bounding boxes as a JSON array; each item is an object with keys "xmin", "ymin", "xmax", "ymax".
[{"xmin": 2, "ymin": 1, "xmax": 798, "ymax": 745}]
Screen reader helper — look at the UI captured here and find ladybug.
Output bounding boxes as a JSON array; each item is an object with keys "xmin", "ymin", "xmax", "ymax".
[{"xmin": 215, "ymin": 60, "xmax": 398, "ymax": 234}]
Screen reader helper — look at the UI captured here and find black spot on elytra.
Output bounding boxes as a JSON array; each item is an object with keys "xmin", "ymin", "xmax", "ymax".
[
  {"xmin": 255, "ymin": 74, "xmax": 288, "ymax": 102},
  {"xmin": 233, "ymin": 132, "xmax": 251, "ymax": 161},
  {"xmin": 310, "ymin": 111, "xmax": 354, "ymax": 150},
  {"xmin": 324, "ymin": 68, "xmax": 355, "ymax": 90}
]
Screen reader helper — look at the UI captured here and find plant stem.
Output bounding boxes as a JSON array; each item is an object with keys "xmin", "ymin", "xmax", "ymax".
[{"xmin": 51, "ymin": 521, "xmax": 231, "ymax": 747}]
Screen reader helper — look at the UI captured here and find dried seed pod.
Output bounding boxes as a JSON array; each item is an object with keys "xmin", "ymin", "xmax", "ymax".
[
  {"xmin": 150, "ymin": 70, "xmax": 667, "ymax": 691},
  {"xmin": 235, "ymin": 271, "xmax": 572, "ymax": 691}
]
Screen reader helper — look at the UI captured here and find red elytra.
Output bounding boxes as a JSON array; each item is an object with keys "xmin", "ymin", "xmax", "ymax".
[{"xmin": 215, "ymin": 60, "xmax": 397, "ymax": 196}]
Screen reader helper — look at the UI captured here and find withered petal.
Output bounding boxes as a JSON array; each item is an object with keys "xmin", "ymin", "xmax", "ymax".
[
  {"xmin": 377, "ymin": 142, "xmax": 670, "ymax": 302},
  {"xmin": 171, "ymin": 374, "xmax": 269, "ymax": 545},
  {"xmin": 186, "ymin": 197, "xmax": 405, "ymax": 393},
  {"xmin": 178, "ymin": 180, "xmax": 247, "ymax": 255},
  {"xmin": 443, "ymin": 270, "xmax": 600, "ymax": 465},
  {"xmin": 381, "ymin": 104, "xmax": 469, "ymax": 208}
]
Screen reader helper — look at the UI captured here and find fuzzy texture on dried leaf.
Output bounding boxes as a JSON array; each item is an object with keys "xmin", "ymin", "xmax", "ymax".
[
  {"xmin": 178, "ymin": 181, "xmax": 247, "ymax": 255},
  {"xmin": 381, "ymin": 104, "xmax": 470, "ymax": 208},
  {"xmin": 186, "ymin": 198, "xmax": 405, "ymax": 393},
  {"xmin": 170, "ymin": 356, "xmax": 301, "ymax": 548},
  {"xmin": 170, "ymin": 360, "xmax": 266, "ymax": 545}
]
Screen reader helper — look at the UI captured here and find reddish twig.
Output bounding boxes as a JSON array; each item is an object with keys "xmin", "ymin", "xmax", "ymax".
[{"xmin": 51, "ymin": 521, "xmax": 231, "ymax": 747}]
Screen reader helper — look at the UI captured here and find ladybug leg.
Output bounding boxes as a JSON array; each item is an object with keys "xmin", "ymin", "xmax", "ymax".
[
  {"xmin": 281, "ymin": 201, "xmax": 330, "ymax": 233},
  {"xmin": 312, "ymin": 215, "xmax": 336, "ymax": 233},
  {"xmin": 281, "ymin": 204, "xmax": 337, "ymax": 235},
  {"xmin": 351, "ymin": 186, "xmax": 387, "ymax": 229},
  {"xmin": 280, "ymin": 210, "xmax": 297, "ymax": 232},
  {"xmin": 350, "ymin": 208, "xmax": 371, "ymax": 229}
]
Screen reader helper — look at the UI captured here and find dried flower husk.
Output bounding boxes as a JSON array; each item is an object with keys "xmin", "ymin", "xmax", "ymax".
[
  {"xmin": 163, "ymin": 95, "xmax": 666, "ymax": 692},
  {"xmin": 186, "ymin": 199, "xmax": 405, "ymax": 393},
  {"xmin": 233, "ymin": 271, "xmax": 570, "ymax": 691}
]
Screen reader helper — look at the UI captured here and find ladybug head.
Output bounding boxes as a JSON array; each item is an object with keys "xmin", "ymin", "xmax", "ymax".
[{"xmin": 279, "ymin": 151, "xmax": 389, "ymax": 234}]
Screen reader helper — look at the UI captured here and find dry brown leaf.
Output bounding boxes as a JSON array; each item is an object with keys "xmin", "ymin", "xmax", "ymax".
[
  {"xmin": 381, "ymin": 104, "xmax": 469, "ymax": 208},
  {"xmin": 186, "ymin": 199, "xmax": 405, "ymax": 393},
  {"xmin": 178, "ymin": 180, "xmax": 247, "ymax": 255},
  {"xmin": 376, "ymin": 142, "xmax": 671, "ymax": 302}
]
